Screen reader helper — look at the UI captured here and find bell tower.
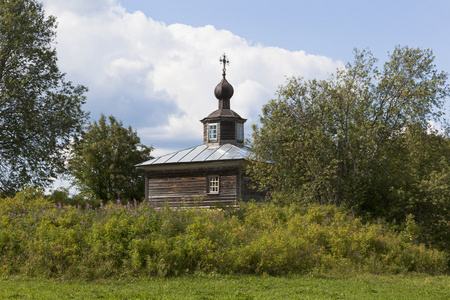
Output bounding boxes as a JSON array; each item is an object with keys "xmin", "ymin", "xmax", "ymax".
[{"xmin": 200, "ymin": 54, "xmax": 246, "ymax": 147}]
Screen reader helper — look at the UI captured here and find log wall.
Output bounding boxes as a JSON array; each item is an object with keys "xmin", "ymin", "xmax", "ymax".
[{"xmin": 147, "ymin": 167, "xmax": 240, "ymax": 207}]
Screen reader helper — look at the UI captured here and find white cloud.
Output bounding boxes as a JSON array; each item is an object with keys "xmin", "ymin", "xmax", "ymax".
[
  {"xmin": 42, "ymin": 0, "xmax": 344, "ymax": 156},
  {"xmin": 428, "ymin": 120, "xmax": 446, "ymax": 135}
]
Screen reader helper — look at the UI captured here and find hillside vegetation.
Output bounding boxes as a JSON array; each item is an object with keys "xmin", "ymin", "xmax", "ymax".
[{"xmin": 0, "ymin": 189, "xmax": 447, "ymax": 279}]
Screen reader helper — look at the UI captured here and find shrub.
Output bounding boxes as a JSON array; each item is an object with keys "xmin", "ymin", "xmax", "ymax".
[{"xmin": 0, "ymin": 190, "xmax": 447, "ymax": 279}]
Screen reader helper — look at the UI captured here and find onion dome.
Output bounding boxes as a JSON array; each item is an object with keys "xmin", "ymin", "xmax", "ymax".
[{"xmin": 214, "ymin": 77, "xmax": 234, "ymax": 100}]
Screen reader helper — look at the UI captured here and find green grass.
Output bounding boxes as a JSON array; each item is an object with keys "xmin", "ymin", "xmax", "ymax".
[{"xmin": 0, "ymin": 274, "xmax": 448, "ymax": 299}]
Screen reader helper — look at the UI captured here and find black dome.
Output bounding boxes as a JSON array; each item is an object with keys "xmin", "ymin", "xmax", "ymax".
[{"xmin": 214, "ymin": 77, "xmax": 234, "ymax": 100}]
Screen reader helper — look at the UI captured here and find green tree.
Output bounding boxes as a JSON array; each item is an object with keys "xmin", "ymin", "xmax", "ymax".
[
  {"xmin": 70, "ymin": 115, "xmax": 153, "ymax": 201},
  {"xmin": 249, "ymin": 46, "xmax": 449, "ymax": 218},
  {"xmin": 390, "ymin": 130, "xmax": 450, "ymax": 250},
  {"xmin": 0, "ymin": 0, "xmax": 88, "ymax": 196}
]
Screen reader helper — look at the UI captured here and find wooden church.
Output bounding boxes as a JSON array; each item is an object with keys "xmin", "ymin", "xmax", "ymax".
[{"xmin": 136, "ymin": 55, "xmax": 264, "ymax": 207}]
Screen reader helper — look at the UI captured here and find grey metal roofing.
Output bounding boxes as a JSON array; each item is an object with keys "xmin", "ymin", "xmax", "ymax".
[{"xmin": 136, "ymin": 143, "xmax": 250, "ymax": 167}]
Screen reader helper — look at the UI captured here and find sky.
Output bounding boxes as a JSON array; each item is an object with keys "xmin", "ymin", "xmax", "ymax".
[{"xmin": 41, "ymin": 0, "xmax": 450, "ymax": 158}]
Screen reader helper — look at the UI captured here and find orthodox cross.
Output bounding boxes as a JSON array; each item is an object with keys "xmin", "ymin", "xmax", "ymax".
[{"xmin": 220, "ymin": 53, "xmax": 229, "ymax": 77}]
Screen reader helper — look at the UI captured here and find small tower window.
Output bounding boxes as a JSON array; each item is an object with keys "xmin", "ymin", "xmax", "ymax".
[
  {"xmin": 237, "ymin": 123, "xmax": 244, "ymax": 141},
  {"xmin": 208, "ymin": 175, "xmax": 220, "ymax": 194},
  {"xmin": 209, "ymin": 123, "xmax": 218, "ymax": 141}
]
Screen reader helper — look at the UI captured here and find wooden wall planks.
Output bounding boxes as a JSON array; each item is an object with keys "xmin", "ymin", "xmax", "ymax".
[{"xmin": 147, "ymin": 167, "xmax": 239, "ymax": 207}]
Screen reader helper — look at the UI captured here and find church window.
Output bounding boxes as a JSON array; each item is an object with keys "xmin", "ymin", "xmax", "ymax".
[
  {"xmin": 208, "ymin": 175, "xmax": 220, "ymax": 194},
  {"xmin": 209, "ymin": 123, "xmax": 218, "ymax": 141},
  {"xmin": 237, "ymin": 123, "xmax": 244, "ymax": 141}
]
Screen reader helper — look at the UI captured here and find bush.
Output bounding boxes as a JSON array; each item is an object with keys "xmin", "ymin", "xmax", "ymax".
[{"xmin": 0, "ymin": 189, "xmax": 448, "ymax": 279}]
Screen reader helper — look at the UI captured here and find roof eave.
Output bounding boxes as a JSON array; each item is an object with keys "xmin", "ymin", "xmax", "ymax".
[{"xmin": 136, "ymin": 159, "xmax": 249, "ymax": 171}]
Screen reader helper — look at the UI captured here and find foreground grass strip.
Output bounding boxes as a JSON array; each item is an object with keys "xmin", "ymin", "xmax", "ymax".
[{"xmin": 0, "ymin": 274, "xmax": 449, "ymax": 299}]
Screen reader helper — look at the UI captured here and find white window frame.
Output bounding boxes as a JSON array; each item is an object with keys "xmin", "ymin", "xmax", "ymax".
[
  {"xmin": 208, "ymin": 175, "xmax": 220, "ymax": 194},
  {"xmin": 237, "ymin": 123, "xmax": 244, "ymax": 141},
  {"xmin": 208, "ymin": 123, "xmax": 218, "ymax": 141}
]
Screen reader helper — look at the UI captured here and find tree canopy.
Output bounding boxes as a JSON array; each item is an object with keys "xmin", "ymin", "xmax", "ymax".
[
  {"xmin": 70, "ymin": 115, "xmax": 153, "ymax": 201},
  {"xmin": 249, "ymin": 46, "xmax": 450, "ymax": 249},
  {"xmin": 0, "ymin": 0, "xmax": 88, "ymax": 195}
]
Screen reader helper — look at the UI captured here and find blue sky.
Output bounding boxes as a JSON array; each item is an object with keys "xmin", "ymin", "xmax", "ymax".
[
  {"xmin": 41, "ymin": 0, "xmax": 450, "ymax": 157},
  {"xmin": 120, "ymin": 0, "xmax": 450, "ymax": 68}
]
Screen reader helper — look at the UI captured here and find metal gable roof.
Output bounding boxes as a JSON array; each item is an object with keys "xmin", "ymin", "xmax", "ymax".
[{"xmin": 136, "ymin": 143, "xmax": 250, "ymax": 167}]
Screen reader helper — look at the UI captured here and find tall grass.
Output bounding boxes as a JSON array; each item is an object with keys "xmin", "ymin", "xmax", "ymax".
[{"xmin": 0, "ymin": 188, "xmax": 447, "ymax": 279}]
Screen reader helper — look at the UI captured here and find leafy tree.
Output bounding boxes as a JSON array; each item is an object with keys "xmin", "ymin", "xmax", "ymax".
[
  {"xmin": 0, "ymin": 0, "xmax": 88, "ymax": 196},
  {"xmin": 390, "ymin": 130, "xmax": 450, "ymax": 250},
  {"xmin": 70, "ymin": 115, "xmax": 153, "ymax": 201},
  {"xmin": 249, "ymin": 46, "xmax": 449, "ymax": 221}
]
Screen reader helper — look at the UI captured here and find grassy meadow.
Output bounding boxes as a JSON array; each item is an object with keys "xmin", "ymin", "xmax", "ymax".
[{"xmin": 1, "ymin": 274, "xmax": 449, "ymax": 299}]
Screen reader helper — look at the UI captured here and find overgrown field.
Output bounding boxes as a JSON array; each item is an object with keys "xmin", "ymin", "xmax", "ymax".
[{"xmin": 0, "ymin": 189, "xmax": 448, "ymax": 279}]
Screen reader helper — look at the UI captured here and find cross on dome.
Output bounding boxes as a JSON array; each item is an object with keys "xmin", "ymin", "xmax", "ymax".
[{"xmin": 220, "ymin": 53, "xmax": 229, "ymax": 77}]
